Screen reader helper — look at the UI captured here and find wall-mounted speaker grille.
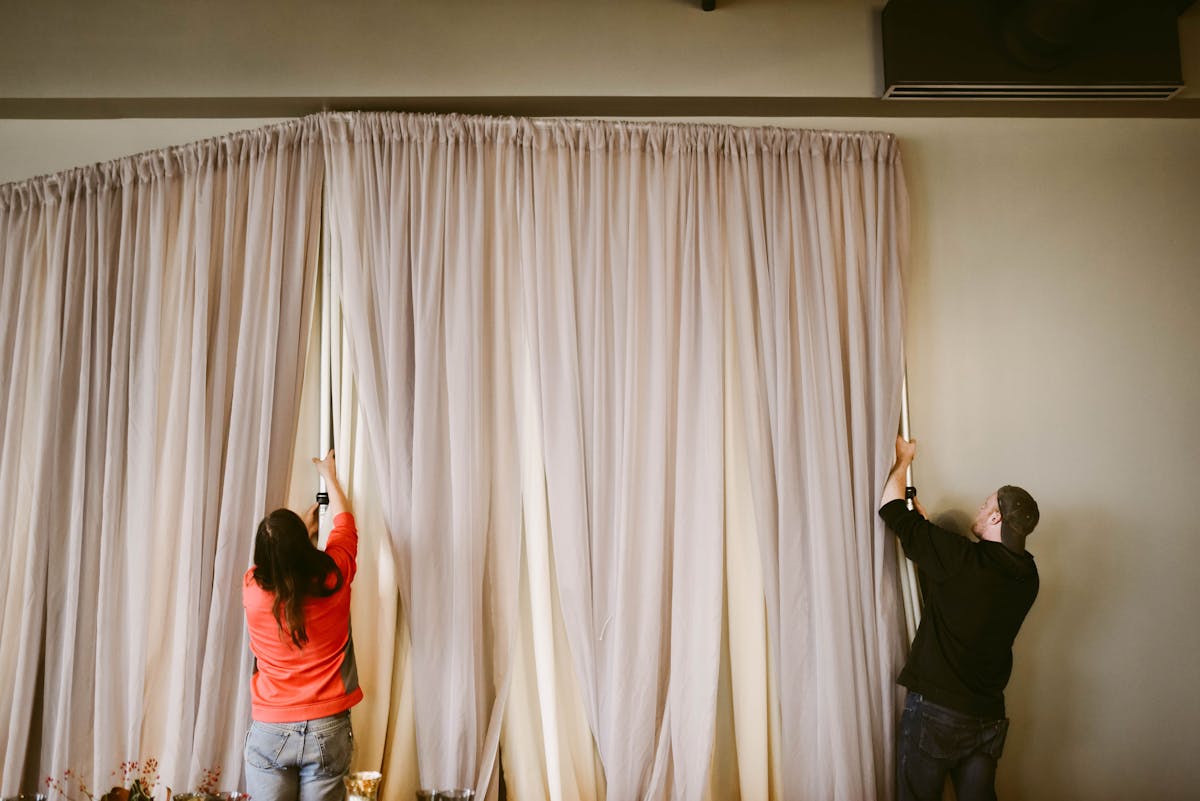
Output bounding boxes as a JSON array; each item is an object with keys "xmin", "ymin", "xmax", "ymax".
[{"xmin": 884, "ymin": 84, "xmax": 1183, "ymax": 100}]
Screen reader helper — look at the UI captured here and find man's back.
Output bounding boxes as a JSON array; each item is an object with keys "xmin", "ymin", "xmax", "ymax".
[{"xmin": 880, "ymin": 499, "xmax": 1038, "ymax": 718}]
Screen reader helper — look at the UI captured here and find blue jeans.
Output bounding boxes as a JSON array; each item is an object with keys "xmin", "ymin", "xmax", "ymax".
[
  {"xmin": 244, "ymin": 711, "xmax": 354, "ymax": 801},
  {"xmin": 897, "ymin": 692, "xmax": 1009, "ymax": 801}
]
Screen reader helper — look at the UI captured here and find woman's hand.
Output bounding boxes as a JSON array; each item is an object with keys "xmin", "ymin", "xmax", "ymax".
[
  {"xmin": 302, "ymin": 502, "xmax": 320, "ymax": 541},
  {"xmin": 313, "ymin": 449, "xmax": 338, "ymax": 482},
  {"xmin": 312, "ymin": 449, "xmax": 351, "ymax": 518}
]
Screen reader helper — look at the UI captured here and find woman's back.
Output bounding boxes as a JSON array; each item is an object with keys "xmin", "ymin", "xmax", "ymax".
[
  {"xmin": 242, "ymin": 451, "xmax": 359, "ymax": 801},
  {"xmin": 243, "ymin": 511, "xmax": 361, "ymax": 723}
]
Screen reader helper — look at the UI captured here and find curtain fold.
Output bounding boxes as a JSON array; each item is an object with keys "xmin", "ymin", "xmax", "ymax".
[{"xmin": 0, "ymin": 120, "xmax": 323, "ymax": 793}]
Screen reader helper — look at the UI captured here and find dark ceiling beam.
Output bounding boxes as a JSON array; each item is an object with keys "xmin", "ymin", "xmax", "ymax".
[{"xmin": 3, "ymin": 95, "xmax": 1199, "ymax": 119}]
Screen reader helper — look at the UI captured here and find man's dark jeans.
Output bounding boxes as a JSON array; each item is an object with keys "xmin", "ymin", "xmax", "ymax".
[{"xmin": 897, "ymin": 691, "xmax": 1010, "ymax": 801}]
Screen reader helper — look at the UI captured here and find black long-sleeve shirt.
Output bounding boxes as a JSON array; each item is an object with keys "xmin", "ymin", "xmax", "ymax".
[{"xmin": 880, "ymin": 499, "xmax": 1039, "ymax": 718}]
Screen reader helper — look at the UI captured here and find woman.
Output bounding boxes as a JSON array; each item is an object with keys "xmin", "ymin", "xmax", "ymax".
[{"xmin": 243, "ymin": 450, "xmax": 360, "ymax": 801}]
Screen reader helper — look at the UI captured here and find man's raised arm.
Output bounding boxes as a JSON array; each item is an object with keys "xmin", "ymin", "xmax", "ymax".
[{"xmin": 881, "ymin": 435, "xmax": 916, "ymax": 508}]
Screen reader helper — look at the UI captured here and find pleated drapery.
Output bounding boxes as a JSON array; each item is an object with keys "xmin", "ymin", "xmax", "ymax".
[
  {"xmin": 321, "ymin": 113, "xmax": 911, "ymax": 801},
  {"xmin": 321, "ymin": 113, "xmax": 525, "ymax": 798},
  {"xmin": 2, "ymin": 111, "xmax": 911, "ymax": 801},
  {"xmin": 0, "ymin": 121, "xmax": 323, "ymax": 792}
]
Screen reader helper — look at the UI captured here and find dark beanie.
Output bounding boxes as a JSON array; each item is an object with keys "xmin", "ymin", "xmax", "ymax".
[{"xmin": 996, "ymin": 485, "xmax": 1039, "ymax": 553}]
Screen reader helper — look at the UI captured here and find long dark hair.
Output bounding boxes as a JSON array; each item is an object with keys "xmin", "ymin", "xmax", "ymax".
[{"xmin": 252, "ymin": 508, "xmax": 344, "ymax": 647}]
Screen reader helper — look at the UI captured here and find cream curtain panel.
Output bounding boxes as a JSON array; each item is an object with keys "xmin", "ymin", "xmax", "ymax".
[
  {"xmin": 720, "ymin": 131, "xmax": 910, "ymax": 799},
  {"xmin": 320, "ymin": 112, "xmax": 911, "ymax": 801},
  {"xmin": 312, "ymin": 233, "xmax": 421, "ymax": 798},
  {"xmin": 0, "ymin": 121, "xmax": 323, "ymax": 793},
  {"xmin": 515, "ymin": 119, "xmax": 911, "ymax": 801},
  {"xmin": 321, "ymin": 113, "xmax": 524, "ymax": 798}
]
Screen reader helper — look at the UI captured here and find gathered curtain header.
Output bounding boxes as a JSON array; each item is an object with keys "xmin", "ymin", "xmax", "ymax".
[
  {"xmin": 0, "ymin": 118, "xmax": 322, "ymax": 210},
  {"xmin": 0, "ymin": 111, "xmax": 901, "ymax": 212},
  {"xmin": 319, "ymin": 111, "xmax": 901, "ymax": 161}
]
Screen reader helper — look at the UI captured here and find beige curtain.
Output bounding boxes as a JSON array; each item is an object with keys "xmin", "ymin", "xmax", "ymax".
[
  {"xmin": 319, "ymin": 112, "xmax": 910, "ymax": 801},
  {"xmin": 321, "ymin": 113, "xmax": 524, "ymax": 798},
  {"xmin": 721, "ymin": 131, "xmax": 910, "ymax": 799},
  {"xmin": 519, "ymin": 122, "xmax": 910, "ymax": 801},
  {"xmin": 2, "ymin": 110, "xmax": 911, "ymax": 801},
  {"xmin": 0, "ymin": 120, "xmax": 323, "ymax": 793},
  {"xmin": 306, "ymin": 229, "xmax": 421, "ymax": 799}
]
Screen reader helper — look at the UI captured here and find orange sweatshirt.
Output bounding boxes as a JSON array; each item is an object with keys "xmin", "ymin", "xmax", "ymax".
[{"xmin": 243, "ymin": 512, "xmax": 363, "ymax": 723}]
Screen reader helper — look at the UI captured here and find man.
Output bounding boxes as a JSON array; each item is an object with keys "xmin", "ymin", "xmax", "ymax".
[{"xmin": 879, "ymin": 436, "xmax": 1040, "ymax": 801}]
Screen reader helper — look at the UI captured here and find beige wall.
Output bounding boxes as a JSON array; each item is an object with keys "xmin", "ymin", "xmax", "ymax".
[
  {"xmin": 0, "ymin": 119, "xmax": 286, "ymax": 185},
  {"xmin": 0, "ymin": 0, "xmax": 884, "ymax": 99},
  {"xmin": 892, "ymin": 117, "xmax": 1200, "ymax": 800},
  {"xmin": 3, "ymin": 0, "xmax": 1197, "ymax": 101},
  {"xmin": 3, "ymin": 1, "xmax": 1199, "ymax": 799}
]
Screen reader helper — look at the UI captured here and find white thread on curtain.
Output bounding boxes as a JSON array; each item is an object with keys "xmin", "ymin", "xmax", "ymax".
[{"xmin": 0, "ymin": 119, "xmax": 323, "ymax": 794}]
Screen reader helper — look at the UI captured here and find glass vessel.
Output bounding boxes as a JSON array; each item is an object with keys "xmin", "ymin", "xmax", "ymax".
[{"xmin": 344, "ymin": 771, "xmax": 383, "ymax": 801}]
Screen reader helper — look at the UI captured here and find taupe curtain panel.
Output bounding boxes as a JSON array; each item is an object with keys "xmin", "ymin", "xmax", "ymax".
[
  {"xmin": 0, "ymin": 111, "xmax": 910, "ymax": 801},
  {"xmin": 0, "ymin": 121, "xmax": 323, "ymax": 790}
]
